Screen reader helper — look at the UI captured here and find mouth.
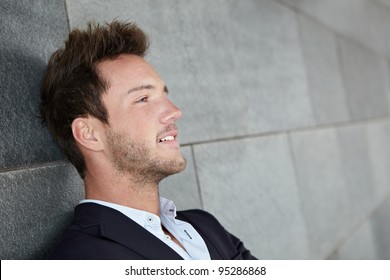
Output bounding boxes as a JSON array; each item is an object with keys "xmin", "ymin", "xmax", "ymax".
[
  {"xmin": 158, "ymin": 135, "xmax": 176, "ymax": 143},
  {"xmin": 157, "ymin": 124, "xmax": 178, "ymax": 144}
]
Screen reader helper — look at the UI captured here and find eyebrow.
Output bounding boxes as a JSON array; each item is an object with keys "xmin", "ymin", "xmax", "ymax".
[{"xmin": 127, "ymin": 84, "xmax": 169, "ymax": 94}]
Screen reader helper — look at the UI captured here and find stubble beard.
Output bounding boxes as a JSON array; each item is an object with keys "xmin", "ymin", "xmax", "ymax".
[{"xmin": 106, "ymin": 129, "xmax": 186, "ymax": 186}]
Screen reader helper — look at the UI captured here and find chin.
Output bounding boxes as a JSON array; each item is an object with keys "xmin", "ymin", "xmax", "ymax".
[
  {"xmin": 163, "ymin": 156, "xmax": 187, "ymax": 176},
  {"xmin": 170, "ymin": 156, "xmax": 187, "ymax": 173},
  {"xmin": 153, "ymin": 159, "xmax": 186, "ymax": 184}
]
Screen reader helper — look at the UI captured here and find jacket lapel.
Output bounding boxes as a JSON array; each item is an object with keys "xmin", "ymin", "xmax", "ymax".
[
  {"xmin": 176, "ymin": 211, "xmax": 225, "ymax": 260},
  {"xmin": 75, "ymin": 203, "xmax": 183, "ymax": 260}
]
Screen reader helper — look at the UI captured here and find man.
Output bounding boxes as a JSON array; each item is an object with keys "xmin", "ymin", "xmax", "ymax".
[{"xmin": 41, "ymin": 20, "xmax": 256, "ymax": 260}]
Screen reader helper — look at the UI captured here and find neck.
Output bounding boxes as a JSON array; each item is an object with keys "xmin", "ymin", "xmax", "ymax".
[{"xmin": 83, "ymin": 168, "xmax": 161, "ymax": 216}]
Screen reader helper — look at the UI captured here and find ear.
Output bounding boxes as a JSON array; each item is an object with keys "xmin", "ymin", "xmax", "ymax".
[{"xmin": 71, "ymin": 117, "xmax": 104, "ymax": 152}]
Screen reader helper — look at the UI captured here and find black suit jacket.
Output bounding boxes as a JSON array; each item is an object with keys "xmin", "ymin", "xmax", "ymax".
[{"xmin": 49, "ymin": 203, "xmax": 257, "ymax": 260}]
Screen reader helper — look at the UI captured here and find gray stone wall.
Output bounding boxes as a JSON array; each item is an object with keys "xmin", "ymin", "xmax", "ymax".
[{"xmin": 1, "ymin": 0, "xmax": 390, "ymax": 259}]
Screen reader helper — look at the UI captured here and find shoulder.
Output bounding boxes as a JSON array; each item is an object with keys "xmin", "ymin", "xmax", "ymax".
[
  {"xmin": 49, "ymin": 203, "xmax": 145, "ymax": 260},
  {"xmin": 49, "ymin": 222, "xmax": 143, "ymax": 260}
]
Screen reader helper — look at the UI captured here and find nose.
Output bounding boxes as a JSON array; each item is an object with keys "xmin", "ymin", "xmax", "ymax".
[{"xmin": 160, "ymin": 99, "xmax": 182, "ymax": 124}]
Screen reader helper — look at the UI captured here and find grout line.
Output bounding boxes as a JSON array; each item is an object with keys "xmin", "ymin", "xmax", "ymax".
[
  {"xmin": 325, "ymin": 192, "xmax": 390, "ymax": 259},
  {"xmin": 190, "ymin": 145, "xmax": 205, "ymax": 210},
  {"xmin": 286, "ymin": 131, "xmax": 313, "ymax": 255},
  {"xmin": 63, "ymin": 0, "xmax": 71, "ymax": 31},
  {"xmin": 181, "ymin": 130, "xmax": 287, "ymax": 147},
  {"xmin": 334, "ymin": 32, "xmax": 353, "ymax": 121},
  {"xmin": 181, "ymin": 115, "xmax": 390, "ymax": 147},
  {"xmin": 0, "ymin": 160, "xmax": 69, "ymax": 174},
  {"xmin": 293, "ymin": 10, "xmax": 318, "ymax": 125}
]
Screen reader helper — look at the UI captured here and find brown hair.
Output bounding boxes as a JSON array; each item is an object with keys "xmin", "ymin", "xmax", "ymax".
[{"xmin": 40, "ymin": 21, "xmax": 149, "ymax": 178}]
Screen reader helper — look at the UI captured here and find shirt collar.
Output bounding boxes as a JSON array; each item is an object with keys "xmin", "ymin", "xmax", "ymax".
[{"xmin": 159, "ymin": 197, "xmax": 177, "ymax": 219}]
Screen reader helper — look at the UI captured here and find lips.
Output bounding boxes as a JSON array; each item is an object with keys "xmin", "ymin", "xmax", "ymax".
[{"xmin": 157, "ymin": 124, "xmax": 178, "ymax": 143}]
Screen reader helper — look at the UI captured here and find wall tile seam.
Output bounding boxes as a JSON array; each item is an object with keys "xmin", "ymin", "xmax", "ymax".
[
  {"xmin": 332, "ymin": 29, "xmax": 389, "ymax": 66},
  {"xmin": 294, "ymin": 11, "xmax": 318, "ymax": 126},
  {"xmin": 272, "ymin": 0, "xmax": 358, "ymax": 44},
  {"xmin": 335, "ymin": 34, "xmax": 354, "ymax": 122},
  {"xmin": 190, "ymin": 145, "xmax": 205, "ymax": 210},
  {"xmin": 180, "ymin": 115, "xmax": 390, "ymax": 147},
  {"xmin": 325, "ymin": 192, "xmax": 390, "ymax": 259},
  {"xmin": 336, "ymin": 31, "xmax": 390, "ymax": 119},
  {"xmin": 272, "ymin": 0, "xmax": 390, "ymax": 59},
  {"xmin": 286, "ymin": 131, "xmax": 313, "ymax": 258},
  {"xmin": 0, "ymin": 160, "xmax": 69, "ymax": 175},
  {"xmin": 63, "ymin": 0, "xmax": 71, "ymax": 32}
]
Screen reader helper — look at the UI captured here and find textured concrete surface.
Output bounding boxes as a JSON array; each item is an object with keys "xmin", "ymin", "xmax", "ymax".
[
  {"xmin": 330, "ymin": 221, "xmax": 378, "ymax": 260},
  {"xmin": 298, "ymin": 15, "xmax": 349, "ymax": 124},
  {"xmin": 0, "ymin": 0, "xmax": 67, "ymax": 169},
  {"xmin": 0, "ymin": 164, "xmax": 83, "ymax": 259},
  {"xmin": 228, "ymin": 0, "xmax": 315, "ymax": 134},
  {"xmin": 337, "ymin": 124, "xmax": 377, "ymax": 225},
  {"xmin": 194, "ymin": 135, "xmax": 310, "ymax": 259},
  {"xmin": 370, "ymin": 196, "xmax": 390, "ymax": 259},
  {"xmin": 339, "ymin": 38, "xmax": 389, "ymax": 120},
  {"xmin": 283, "ymin": 0, "xmax": 390, "ymax": 58},
  {"xmin": 377, "ymin": 0, "xmax": 390, "ymax": 9},
  {"xmin": 290, "ymin": 127, "xmax": 351, "ymax": 258},
  {"xmin": 367, "ymin": 120, "xmax": 390, "ymax": 201},
  {"xmin": 332, "ymin": 196, "xmax": 390, "ymax": 259}
]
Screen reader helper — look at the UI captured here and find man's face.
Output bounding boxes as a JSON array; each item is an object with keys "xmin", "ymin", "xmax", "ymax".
[{"xmin": 97, "ymin": 54, "xmax": 186, "ymax": 183}]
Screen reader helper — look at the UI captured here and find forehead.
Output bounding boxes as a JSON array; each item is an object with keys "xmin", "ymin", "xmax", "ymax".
[{"xmin": 97, "ymin": 54, "xmax": 162, "ymax": 88}]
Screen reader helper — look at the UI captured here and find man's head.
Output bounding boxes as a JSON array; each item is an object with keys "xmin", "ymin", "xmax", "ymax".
[{"xmin": 41, "ymin": 21, "xmax": 185, "ymax": 180}]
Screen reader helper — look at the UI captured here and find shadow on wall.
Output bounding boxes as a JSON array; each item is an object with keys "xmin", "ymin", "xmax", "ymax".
[
  {"xmin": 0, "ymin": 48, "xmax": 63, "ymax": 169},
  {"xmin": 0, "ymin": 49, "xmax": 83, "ymax": 259}
]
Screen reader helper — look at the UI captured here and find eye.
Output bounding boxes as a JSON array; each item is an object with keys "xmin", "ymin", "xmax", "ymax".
[{"xmin": 135, "ymin": 96, "xmax": 148, "ymax": 103}]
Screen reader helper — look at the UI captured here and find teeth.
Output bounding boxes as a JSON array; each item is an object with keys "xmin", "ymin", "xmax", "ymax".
[{"xmin": 159, "ymin": 136, "xmax": 174, "ymax": 142}]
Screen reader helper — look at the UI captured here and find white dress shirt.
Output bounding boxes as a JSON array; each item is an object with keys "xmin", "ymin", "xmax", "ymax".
[{"xmin": 79, "ymin": 197, "xmax": 211, "ymax": 260}]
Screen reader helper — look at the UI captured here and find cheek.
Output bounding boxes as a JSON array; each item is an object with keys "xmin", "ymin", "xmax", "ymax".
[
  {"xmin": 133, "ymin": 104, "xmax": 161, "ymax": 126},
  {"xmin": 131, "ymin": 109, "xmax": 154, "ymax": 128},
  {"xmin": 110, "ymin": 104, "xmax": 160, "ymax": 140},
  {"xmin": 127, "ymin": 113, "xmax": 157, "ymax": 140}
]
